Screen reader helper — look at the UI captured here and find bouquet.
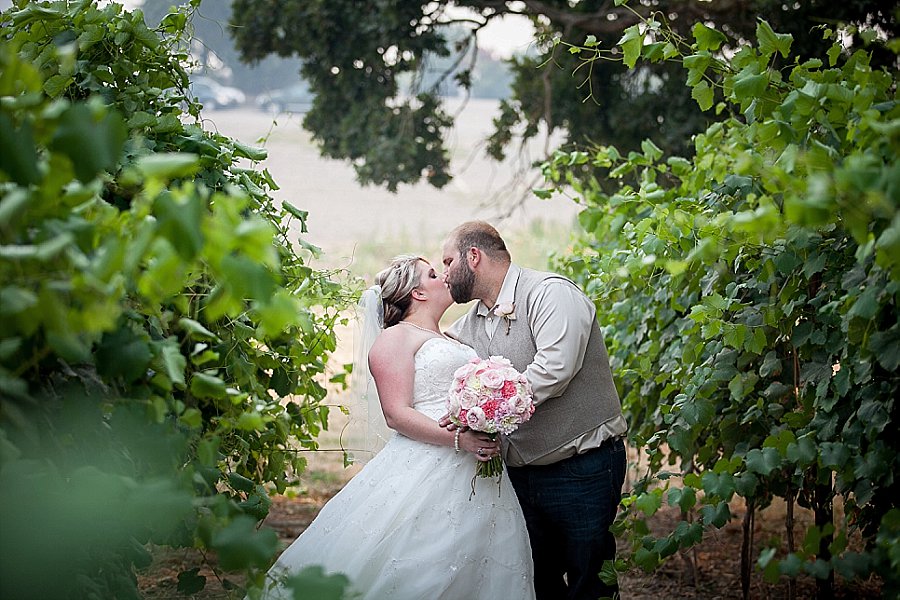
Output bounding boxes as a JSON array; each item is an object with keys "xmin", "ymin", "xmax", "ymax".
[{"xmin": 447, "ymin": 356, "xmax": 535, "ymax": 479}]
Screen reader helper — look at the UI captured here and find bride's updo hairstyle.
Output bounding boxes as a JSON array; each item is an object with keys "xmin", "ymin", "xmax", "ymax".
[{"xmin": 375, "ymin": 254, "xmax": 425, "ymax": 328}]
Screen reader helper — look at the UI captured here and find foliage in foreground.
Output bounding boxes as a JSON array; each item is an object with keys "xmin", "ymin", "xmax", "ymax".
[
  {"xmin": 0, "ymin": 1, "xmax": 352, "ymax": 598},
  {"xmin": 544, "ymin": 7, "xmax": 898, "ymax": 596}
]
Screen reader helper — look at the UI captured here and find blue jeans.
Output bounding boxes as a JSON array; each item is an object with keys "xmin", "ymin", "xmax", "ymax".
[{"xmin": 508, "ymin": 438, "xmax": 627, "ymax": 600}]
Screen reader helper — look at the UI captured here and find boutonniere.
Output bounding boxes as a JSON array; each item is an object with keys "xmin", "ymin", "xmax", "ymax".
[{"xmin": 495, "ymin": 302, "xmax": 516, "ymax": 335}]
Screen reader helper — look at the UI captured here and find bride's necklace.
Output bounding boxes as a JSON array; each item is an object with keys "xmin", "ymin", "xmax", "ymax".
[{"xmin": 399, "ymin": 320, "xmax": 445, "ymax": 337}]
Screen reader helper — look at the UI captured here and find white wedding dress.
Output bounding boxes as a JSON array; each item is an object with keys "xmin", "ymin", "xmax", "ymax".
[{"xmin": 262, "ymin": 337, "xmax": 535, "ymax": 599}]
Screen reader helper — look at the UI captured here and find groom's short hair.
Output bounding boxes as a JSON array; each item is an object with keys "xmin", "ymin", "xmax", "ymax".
[{"xmin": 450, "ymin": 221, "xmax": 511, "ymax": 262}]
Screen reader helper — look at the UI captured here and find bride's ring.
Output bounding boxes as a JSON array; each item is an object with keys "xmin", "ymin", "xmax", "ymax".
[{"xmin": 477, "ymin": 447, "xmax": 484, "ymax": 456}]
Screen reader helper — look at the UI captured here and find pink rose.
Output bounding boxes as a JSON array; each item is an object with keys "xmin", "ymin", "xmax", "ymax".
[
  {"xmin": 479, "ymin": 369, "xmax": 505, "ymax": 389},
  {"xmin": 447, "ymin": 393, "xmax": 462, "ymax": 417},
  {"xmin": 466, "ymin": 406, "xmax": 487, "ymax": 430},
  {"xmin": 458, "ymin": 388, "xmax": 479, "ymax": 409},
  {"xmin": 512, "ymin": 395, "xmax": 531, "ymax": 414},
  {"xmin": 487, "ymin": 355, "xmax": 513, "ymax": 368},
  {"xmin": 453, "ymin": 362, "xmax": 479, "ymax": 381}
]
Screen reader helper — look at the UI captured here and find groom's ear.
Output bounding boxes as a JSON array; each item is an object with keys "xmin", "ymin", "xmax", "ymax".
[{"xmin": 468, "ymin": 247, "xmax": 482, "ymax": 268}]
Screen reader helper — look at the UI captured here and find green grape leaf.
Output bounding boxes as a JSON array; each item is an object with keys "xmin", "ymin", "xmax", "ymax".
[
  {"xmin": 618, "ymin": 25, "xmax": 644, "ymax": 68},
  {"xmin": 211, "ymin": 516, "xmax": 278, "ymax": 570},
  {"xmin": 50, "ymin": 104, "xmax": 126, "ymax": 183},
  {"xmin": 691, "ymin": 80, "xmax": 714, "ymax": 111},
  {"xmin": 285, "ymin": 566, "xmax": 353, "ymax": 600},
  {"xmin": 757, "ymin": 19, "xmax": 793, "ymax": 58},
  {"xmin": 693, "ymin": 23, "xmax": 727, "ymax": 52}
]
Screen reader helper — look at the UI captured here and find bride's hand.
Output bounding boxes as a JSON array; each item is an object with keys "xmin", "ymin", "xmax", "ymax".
[
  {"xmin": 460, "ymin": 430, "xmax": 500, "ymax": 461},
  {"xmin": 438, "ymin": 413, "xmax": 468, "ymax": 432}
]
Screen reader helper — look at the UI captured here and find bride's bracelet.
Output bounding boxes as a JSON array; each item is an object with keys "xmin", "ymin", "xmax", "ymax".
[{"xmin": 454, "ymin": 429, "xmax": 460, "ymax": 453}]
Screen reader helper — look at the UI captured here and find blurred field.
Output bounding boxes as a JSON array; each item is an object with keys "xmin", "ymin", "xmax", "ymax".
[{"xmin": 202, "ymin": 98, "xmax": 581, "ymax": 273}]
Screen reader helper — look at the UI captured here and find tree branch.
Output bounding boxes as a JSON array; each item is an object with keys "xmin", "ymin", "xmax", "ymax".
[
  {"xmin": 519, "ymin": 0, "xmax": 640, "ymax": 36},
  {"xmin": 514, "ymin": 0, "xmax": 755, "ymax": 37}
]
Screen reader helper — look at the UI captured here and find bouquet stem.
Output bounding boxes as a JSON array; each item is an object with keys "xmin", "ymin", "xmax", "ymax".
[
  {"xmin": 476, "ymin": 456, "xmax": 503, "ymax": 479},
  {"xmin": 471, "ymin": 456, "xmax": 504, "ymax": 499}
]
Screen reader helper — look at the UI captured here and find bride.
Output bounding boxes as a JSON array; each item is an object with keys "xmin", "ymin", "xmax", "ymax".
[{"xmin": 261, "ymin": 255, "xmax": 535, "ymax": 599}]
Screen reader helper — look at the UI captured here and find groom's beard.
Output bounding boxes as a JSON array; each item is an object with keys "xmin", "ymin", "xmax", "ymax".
[{"xmin": 449, "ymin": 263, "xmax": 475, "ymax": 303}]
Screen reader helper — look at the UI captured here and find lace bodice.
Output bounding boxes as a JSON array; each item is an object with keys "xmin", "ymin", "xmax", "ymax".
[{"xmin": 412, "ymin": 337, "xmax": 477, "ymax": 421}]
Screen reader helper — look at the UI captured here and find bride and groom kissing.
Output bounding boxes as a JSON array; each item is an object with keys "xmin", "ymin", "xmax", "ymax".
[{"xmin": 260, "ymin": 221, "xmax": 627, "ymax": 600}]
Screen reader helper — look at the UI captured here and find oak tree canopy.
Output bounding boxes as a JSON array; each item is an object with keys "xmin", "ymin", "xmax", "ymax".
[{"xmin": 229, "ymin": 1, "xmax": 895, "ymax": 190}]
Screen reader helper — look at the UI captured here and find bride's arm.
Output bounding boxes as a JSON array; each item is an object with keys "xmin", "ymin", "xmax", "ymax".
[{"xmin": 369, "ymin": 333, "xmax": 497, "ymax": 459}]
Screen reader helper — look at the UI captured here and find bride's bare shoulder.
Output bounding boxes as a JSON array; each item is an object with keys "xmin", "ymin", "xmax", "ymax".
[{"xmin": 369, "ymin": 325, "xmax": 415, "ymax": 364}]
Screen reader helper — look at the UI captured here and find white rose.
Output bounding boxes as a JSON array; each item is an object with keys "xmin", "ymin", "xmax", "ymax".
[{"xmin": 495, "ymin": 303, "xmax": 516, "ymax": 319}]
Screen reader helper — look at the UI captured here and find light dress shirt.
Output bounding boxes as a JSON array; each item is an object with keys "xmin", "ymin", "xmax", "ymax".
[{"xmin": 449, "ymin": 264, "xmax": 627, "ymax": 467}]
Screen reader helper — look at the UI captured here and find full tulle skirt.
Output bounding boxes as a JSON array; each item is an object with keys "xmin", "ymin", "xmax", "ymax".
[{"xmin": 261, "ymin": 432, "xmax": 535, "ymax": 600}]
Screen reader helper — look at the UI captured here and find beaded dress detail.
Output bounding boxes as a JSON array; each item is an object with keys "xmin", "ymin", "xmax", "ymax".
[{"xmin": 262, "ymin": 338, "xmax": 535, "ymax": 599}]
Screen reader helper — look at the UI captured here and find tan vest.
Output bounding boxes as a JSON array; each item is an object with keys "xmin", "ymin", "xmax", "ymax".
[{"xmin": 454, "ymin": 268, "xmax": 623, "ymax": 464}]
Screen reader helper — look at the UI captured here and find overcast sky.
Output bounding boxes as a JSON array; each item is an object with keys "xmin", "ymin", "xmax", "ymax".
[{"xmin": 471, "ymin": 13, "xmax": 536, "ymax": 58}]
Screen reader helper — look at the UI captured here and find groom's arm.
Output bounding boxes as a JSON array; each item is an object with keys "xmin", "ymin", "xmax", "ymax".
[{"xmin": 525, "ymin": 280, "xmax": 595, "ymax": 405}]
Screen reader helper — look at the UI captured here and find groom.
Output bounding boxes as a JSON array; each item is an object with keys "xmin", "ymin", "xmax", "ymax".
[{"xmin": 440, "ymin": 221, "xmax": 627, "ymax": 600}]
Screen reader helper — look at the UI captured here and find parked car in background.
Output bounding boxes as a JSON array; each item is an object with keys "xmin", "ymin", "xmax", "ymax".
[
  {"xmin": 255, "ymin": 83, "xmax": 313, "ymax": 114},
  {"xmin": 190, "ymin": 77, "xmax": 246, "ymax": 110}
]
